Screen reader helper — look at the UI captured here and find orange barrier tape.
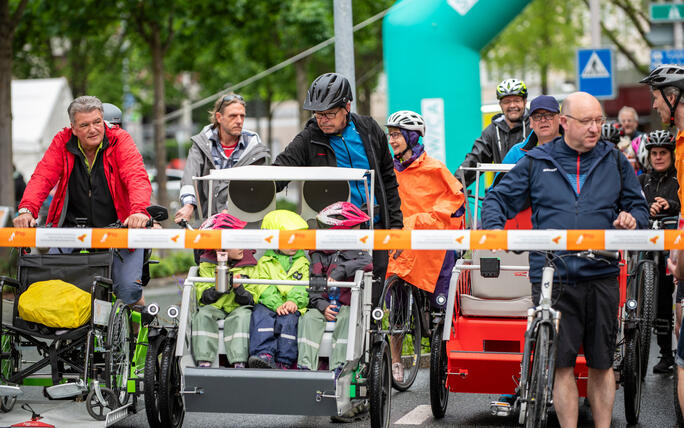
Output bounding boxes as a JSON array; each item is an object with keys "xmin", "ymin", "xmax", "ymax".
[{"xmin": 0, "ymin": 228, "xmax": 678, "ymax": 251}]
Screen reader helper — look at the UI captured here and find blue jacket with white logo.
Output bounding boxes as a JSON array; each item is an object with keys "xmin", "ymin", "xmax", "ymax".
[{"xmin": 482, "ymin": 136, "xmax": 649, "ymax": 284}]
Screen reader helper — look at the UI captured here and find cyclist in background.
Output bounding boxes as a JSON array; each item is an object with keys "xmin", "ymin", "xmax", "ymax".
[
  {"xmin": 459, "ymin": 78, "xmax": 530, "ymax": 187},
  {"xmin": 638, "ymin": 130, "xmax": 679, "ymax": 373},
  {"xmin": 385, "ymin": 110, "xmax": 465, "ymax": 383},
  {"xmin": 601, "ymin": 121, "xmax": 623, "ymax": 146}
]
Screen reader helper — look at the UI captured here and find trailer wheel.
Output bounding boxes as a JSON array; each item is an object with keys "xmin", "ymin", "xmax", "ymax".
[
  {"xmin": 369, "ymin": 340, "xmax": 391, "ymax": 428},
  {"xmin": 158, "ymin": 338, "xmax": 184, "ymax": 428}
]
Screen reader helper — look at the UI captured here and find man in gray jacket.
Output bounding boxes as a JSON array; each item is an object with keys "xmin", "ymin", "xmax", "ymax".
[
  {"xmin": 175, "ymin": 94, "xmax": 270, "ymax": 223},
  {"xmin": 458, "ymin": 78, "xmax": 530, "ymax": 187}
]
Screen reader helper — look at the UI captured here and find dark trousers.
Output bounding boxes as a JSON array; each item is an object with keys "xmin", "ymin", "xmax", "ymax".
[
  {"xmin": 656, "ymin": 255, "xmax": 674, "ymax": 356},
  {"xmin": 249, "ymin": 304, "xmax": 300, "ymax": 365}
]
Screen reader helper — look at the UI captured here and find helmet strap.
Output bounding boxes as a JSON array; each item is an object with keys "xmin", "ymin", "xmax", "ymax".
[{"xmin": 660, "ymin": 88, "xmax": 682, "ymax": 127}]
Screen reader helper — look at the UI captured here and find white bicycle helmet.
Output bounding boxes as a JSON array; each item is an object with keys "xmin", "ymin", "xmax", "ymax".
[
  {"xmin": 385, "ymin": 110, "xmax": 426, "ymax": 137},
  {"xmin": 496, "ymin": 78, "xmax": 528, "ymax": 100},
  {"xmin": 635, "ymin": 135, "xmax": 651, "ymax": 171}
]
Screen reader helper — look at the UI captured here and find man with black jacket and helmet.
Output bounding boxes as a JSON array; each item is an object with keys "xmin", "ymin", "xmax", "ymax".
[
  {"xmin": 459, "ymin": 78, "xmax": 531, "ymax": 187},
  {"xmin": 274, "ymin": 72, "xmax": 402, "ymax": 304}
]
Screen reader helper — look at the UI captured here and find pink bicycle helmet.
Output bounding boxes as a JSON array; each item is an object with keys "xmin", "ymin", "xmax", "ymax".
[
  {"xmin": 317, "ymin": 201, "xmax": 370, "ymax": 229},
  {"xmin": 199, "ymin": 212, "xmax": 247, "ymax": 230}
]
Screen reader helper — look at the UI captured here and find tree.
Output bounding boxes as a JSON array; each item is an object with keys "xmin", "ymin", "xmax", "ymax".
[
  {"xmin": 483, "ymin": 0, "xmax": 584, "ymax": 94},
  {"xmin": 0, "ymin": 0, "xmax": 28, "ymax": 210},
  {"xmin": 125, "ymin": 0, "xmax": 184, "ymax": 210}
]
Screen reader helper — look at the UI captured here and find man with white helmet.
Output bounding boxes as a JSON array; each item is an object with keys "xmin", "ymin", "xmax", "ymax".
[{"xmin": 459, "ymin": 78, "xmax": 531, "ymax": 187}]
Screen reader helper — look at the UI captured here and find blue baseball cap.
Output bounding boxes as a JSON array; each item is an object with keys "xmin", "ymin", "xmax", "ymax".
[{"xmin": 528, "ymin": 95, "xmax": 560, "ymax": 116}]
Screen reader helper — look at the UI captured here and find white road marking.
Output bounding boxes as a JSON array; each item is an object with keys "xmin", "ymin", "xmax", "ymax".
[{"xmin": 395, "ymin": 404, "xmax": 433, "ymax": 425}]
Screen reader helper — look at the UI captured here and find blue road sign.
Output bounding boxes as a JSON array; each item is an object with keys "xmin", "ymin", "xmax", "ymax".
[
  {"xmin": 651, "ymin": 49, "xmax": 684, "ymax": 69},
  {"xmin": 577, "ymin": 48, "xmax": 615, "ymax": 99}
]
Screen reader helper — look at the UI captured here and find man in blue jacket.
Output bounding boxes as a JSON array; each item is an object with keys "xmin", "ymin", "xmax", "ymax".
[{"xmin": 483, "ymin": 92, "xmax": 649, "ymax": 428}]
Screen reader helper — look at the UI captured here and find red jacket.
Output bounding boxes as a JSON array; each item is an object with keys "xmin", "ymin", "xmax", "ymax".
[{"xmin": 19, "ymin": 125, "xmax": 152, "ymax": 227}]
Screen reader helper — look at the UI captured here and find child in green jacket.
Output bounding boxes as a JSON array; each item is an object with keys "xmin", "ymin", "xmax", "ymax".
[
  {"xmin": 248, "ymin": 210, "xmax": 310, "ymax": 369},
  {"xmin": 191, "ymin": 213, "xmax": 258, "ymax": 368}
]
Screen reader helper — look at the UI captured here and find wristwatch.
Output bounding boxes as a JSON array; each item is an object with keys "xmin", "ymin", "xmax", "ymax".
[{"xmin": 17, "ymin": 208, "xmax": 32, "ymax": 216}]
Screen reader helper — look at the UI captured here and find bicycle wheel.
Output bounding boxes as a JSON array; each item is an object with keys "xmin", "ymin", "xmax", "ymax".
[
  {"xmin": 369, "ymin": 339, "xmax": 391, "ymax": 428},
  {"xmin": 158, "ymin": 338, "xmax": 184, "ymax": 428},
  {"xmin": 385, "ymin": 280, "xmax": 421, "ymax": 391},
  {"xmin": 144, "ymin": 334, "xmax": 167, "ymax": 428},
  {"xmin": 623, "ymin": 329, "xmax": 642, "ymax": 424},
  {"xmin": 675, "ymin": 365, "xmax": 684, "ymax": 428},
  {"xmin": 429, "ymin": 323, "xmax": 448, "ymax": 418},
  {"xmin": 637, "ymin": 261, "xmax": 656, "ymax": 379},
  {"xmin": 0, "ymin": 330, "xmax": 20, "ymax": 412},
  {"xmin": 525, "ymin": 324, "xmax": 551, "ymax": 428},
  {"xmin": 106, "ymin": 300, "xmax": 133, "ymax": 407}
]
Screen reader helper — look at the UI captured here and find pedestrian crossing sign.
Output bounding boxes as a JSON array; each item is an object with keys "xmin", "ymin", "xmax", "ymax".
[{"xmin": 576, "ymin": 48, "xmax": 615, "ymax": 99}]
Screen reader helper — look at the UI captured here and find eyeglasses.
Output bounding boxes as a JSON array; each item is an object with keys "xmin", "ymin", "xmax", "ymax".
[
  {"xmin": 564, "ymin": 114, "xmax": 606, "ymax": 127},
  {"xmin": 530, "ymin": 112, "xmax": 558, "ymax": 122},
  {"xmin": 313, "ymin": 109, "xmax": 342, "ymax": 120},
  {"xmin": 387, "ymin": 132, "xmax": 403, "ymax": 140},
  {"xmin": 218, "ymin": 94, "xmax": 244, "ymax": 111}
]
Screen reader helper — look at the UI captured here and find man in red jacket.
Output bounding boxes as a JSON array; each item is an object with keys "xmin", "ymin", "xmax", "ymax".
[{"xmin": 14, "ymin": 96, "xmax": 152, "ymax": 306}]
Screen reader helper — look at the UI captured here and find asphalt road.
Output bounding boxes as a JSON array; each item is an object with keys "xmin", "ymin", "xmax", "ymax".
[{"xmin": 3, "ymin": 282, "xmax": 681, "ymax": 427}]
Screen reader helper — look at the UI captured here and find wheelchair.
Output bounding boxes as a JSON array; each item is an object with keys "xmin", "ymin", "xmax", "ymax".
[{"xmin": 0, "ymin": 251, "xmax": 134, "ymax": 421}]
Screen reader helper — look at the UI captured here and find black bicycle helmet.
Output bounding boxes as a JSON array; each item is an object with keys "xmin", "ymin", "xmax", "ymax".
[
  {"xmin": 639, "ymin": 64, "xmax": 684, "ymax": 126},
  {"xmin": 643, "ymin": 129, "xmax": 675, "ymax": 151},
  {"xmin": 601, "ymin": 121, "xmax": 623, "ymax": 145},
  {"xmin": 303, "ymin": 73, "xmax": 353, "ymax": 111},
  {"xmin": 103, "ymin": 103, "xmax": 123, "ymax": 126}
]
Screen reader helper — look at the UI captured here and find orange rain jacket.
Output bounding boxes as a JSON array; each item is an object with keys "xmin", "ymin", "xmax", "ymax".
[{"xmin": 387, "ymin": 152, "xmax": 465, "ymax": 293}]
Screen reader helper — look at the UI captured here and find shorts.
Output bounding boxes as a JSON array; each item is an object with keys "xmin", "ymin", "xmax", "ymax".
[{"xmin": 532, "ymin": 276, "xmax": 619, "ymax": 370}]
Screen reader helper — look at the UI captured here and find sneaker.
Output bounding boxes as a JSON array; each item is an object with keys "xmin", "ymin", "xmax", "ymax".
[
  {"xmin": 197, "ymin": 361, "xmax": 212, "ymax": 368},
  {"xmin": 330, "ymin": 401, "xmax": 370, "ymax": 423},
  {"xmin": 653, "ymin": 354, "xmax": 675, "ymax": 374},
  {"xmin": 248, "ymin": 354, "xmax": 276, "ymax": 369},
  {"xmin": 392, "ymin": 362, "xmax": 404, "ymax": 383},
  {"xmin": 232, "ymin": 362, "xmax": 246, "ymax": 369},
  {"xmin": 497, "ymin": 394, "xmax": 516, "ymax": 405},
  {"xmin": 275, "ymin": 361, "xmax": 291, "ymax": 370}
]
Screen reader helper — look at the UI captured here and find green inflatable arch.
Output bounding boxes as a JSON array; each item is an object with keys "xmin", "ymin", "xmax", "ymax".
[{"xmin": 383, "ymin": 0, "xmax": 532, "ymax": 170}]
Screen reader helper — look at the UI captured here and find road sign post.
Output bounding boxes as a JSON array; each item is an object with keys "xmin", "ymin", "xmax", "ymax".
[{"xmin": 576, "ymin": 48, "xmax": 615, "ymax": 99}]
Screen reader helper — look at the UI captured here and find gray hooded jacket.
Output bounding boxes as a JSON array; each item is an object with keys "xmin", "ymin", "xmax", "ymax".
[
  {"xmin": 458, "ymin": 112, "xmax": 529, "ymax": 187},
  {"xmin": 180, "ymin": 124, "xmax": 270, "ymax": 218}
]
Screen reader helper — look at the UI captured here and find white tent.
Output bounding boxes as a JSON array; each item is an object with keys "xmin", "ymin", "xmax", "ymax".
[{"xmin": 12, "ymin": 77, "xmax": 73, "ymax": 179}]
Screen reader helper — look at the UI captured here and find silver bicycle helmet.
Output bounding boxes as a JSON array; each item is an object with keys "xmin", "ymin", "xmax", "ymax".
[
  {"xmin": 639, "ymin": 64, "xmax": 684, "ymax": 126},
  {"xmin": 385, "ymin": 110, "xmax": 426, "ymax": 137},
  {"xmin": 643, "ymin": 129, "xmax": 675, "ymax": 151},
  {"xmin": 496, "ymin": 78, "xmax": 528, "ymax": 100},
  {"xmin": 601, "ymin": 121, "xmax": 622, "ymax": 144}
]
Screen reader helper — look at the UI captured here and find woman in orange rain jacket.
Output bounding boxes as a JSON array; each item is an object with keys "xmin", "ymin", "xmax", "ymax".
[{"xmin": 385, "ymin": 110, "xmax": 465, "ymax": 383}]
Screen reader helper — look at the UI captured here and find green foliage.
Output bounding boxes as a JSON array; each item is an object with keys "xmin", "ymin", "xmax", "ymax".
[
  {"xmin": 149, "ymin": 250, "xmax": 195, "ymax": 279},
  {"xmin": 483, "ymin": 0, "xmax": 584, "ymax": 91},
  {"xmin": 276, "ymin": 198, "xmax": 298, "ymax": 212}
]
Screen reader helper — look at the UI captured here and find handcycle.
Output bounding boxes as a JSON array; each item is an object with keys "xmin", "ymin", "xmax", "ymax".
[
  {"xmin": 142, "ymin": 165, "xmax": 394, "ymax": 428},
  {"xmin": 428, "ymin": 163, "xmax": 647, "ymax": 425},
  {"xmin": 0, "ymin": 205, "xmax": 168, "ymax": 424}
]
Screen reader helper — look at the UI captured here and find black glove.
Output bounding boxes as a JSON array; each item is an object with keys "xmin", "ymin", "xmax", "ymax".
[{"xmin": 200, "ymin": 287, "xmax": 222, "ymax": 305}]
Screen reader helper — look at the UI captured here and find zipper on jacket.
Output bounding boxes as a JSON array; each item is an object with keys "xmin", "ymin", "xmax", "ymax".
[{"xmin": 576, "ymin": 153, "xmax": 581, "ymax": 195}]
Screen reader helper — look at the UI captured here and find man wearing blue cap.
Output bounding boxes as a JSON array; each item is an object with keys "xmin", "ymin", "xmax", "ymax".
[
  {"xmin": 501, "ymin": 95, "xmax": 561, "ymax": 165},
  {"xmin": 492, "ymin": 95, "xmax": 561, "ymax": 186}
]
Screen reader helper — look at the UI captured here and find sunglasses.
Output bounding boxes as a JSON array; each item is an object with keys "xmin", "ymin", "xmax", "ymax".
[{"xmin": 218, "ymin": 94, "xmax": 244, "ymax": 111}]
